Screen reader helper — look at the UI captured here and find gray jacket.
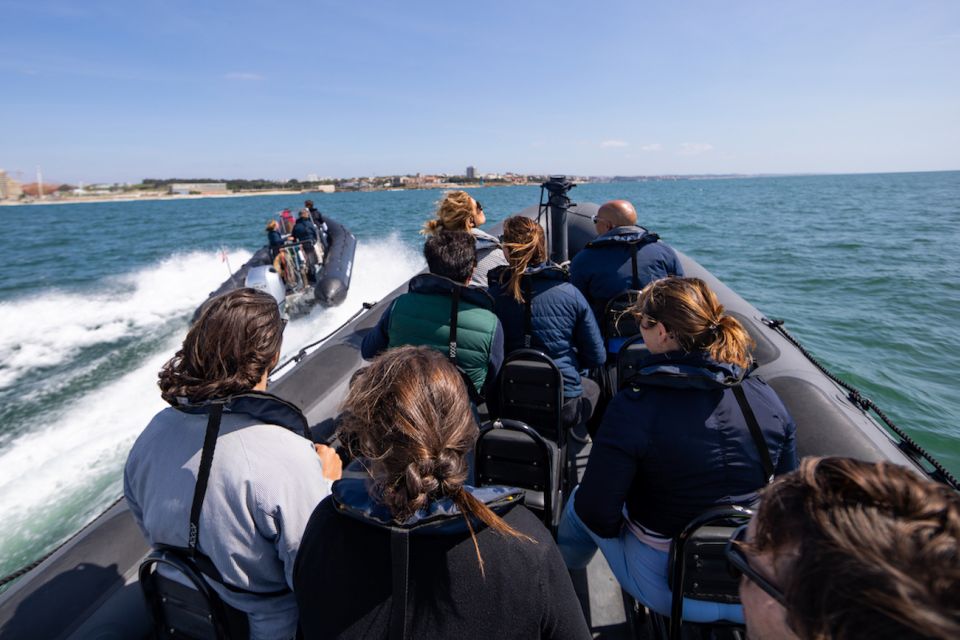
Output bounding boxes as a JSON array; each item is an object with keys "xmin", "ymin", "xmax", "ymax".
[
  {"xmin": 471, "ymin": 227, "xmax": 508, "ymax": 288},
  {"xmin": 124, "ymin": 404, "xmax": 333, "ymax": 639}
]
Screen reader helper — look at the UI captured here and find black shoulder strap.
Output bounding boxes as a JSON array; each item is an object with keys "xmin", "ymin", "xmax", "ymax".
[
  {"xmin": 732, "ymin": 384, "xmax": 775, "ymax": 485},
  {"xmin": 448, "ymin": 287, "xmax": 460, "ymax": 363},
  {"xmin": 389, "ymin": 529, "xmax": 411, "ymax": 640},
  {"xmin": 188, "ymin": 403, "xmax": 223, "ymax": 556},
  {"xmin": 522, "ymin": 276, "xmax": 533, "ymax": 348},
  {"xmin": 630, "ymin": 242, "xmax": 640, "ymax": 290}
]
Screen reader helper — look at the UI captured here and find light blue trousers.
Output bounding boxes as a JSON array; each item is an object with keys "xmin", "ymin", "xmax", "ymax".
[{"xmin": 557, "ymin": 489, "xmax": 744, "ymax": 624}]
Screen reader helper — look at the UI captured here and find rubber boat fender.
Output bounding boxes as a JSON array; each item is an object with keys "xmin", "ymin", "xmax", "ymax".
[{"xmin": 314, "ymin": 216, "xmax": 356, "ymax": 306}]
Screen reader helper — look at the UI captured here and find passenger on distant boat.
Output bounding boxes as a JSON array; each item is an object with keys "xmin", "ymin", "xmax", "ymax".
[
  {"xmin": 488, "ymin": 216, "xmax": 606, "ymax": 431},
  {"xmin": 266, "ymin": 219, "xmax": 288, "ymax": 260},
  {"xmin": 294, "ymin": 346, "xmax": 591, "ymax": 640},
  {"xmin": 422, "ymin": 190, "xmax": 508, "ymax": 287},
  {"xmin": 124, "ymin": 288, "xmax": 342, "ymax": 640},
  {"xmin": 731, "ymin": 456, "xmax": 960, "ymax": 640},
  {"xmin": 569, "ymin": 199, "xmax": 683, "ymax": 322},
  {"xmin": 304, "ymin": 200, "xmax": 329, "ymax": 248},
  {"xmin": 280, "ymin": 208, "xmax": 296, "ymax": 233},
  {"xmin": 558, "ymin": 277, "xmax": 797, "ymax": 624},
  {"xmin": 292, "ymin": 209, "xmax": 321, "ymax": 281},
  {"xmin": 361, "ymin": 230, "xmax": 504, "ymax": 399}
]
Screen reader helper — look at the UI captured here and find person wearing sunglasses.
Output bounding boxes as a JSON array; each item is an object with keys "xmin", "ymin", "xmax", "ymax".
[
  {"xmin": 125, "ymin": 288, "xmax": 342, "ymax": 639},
  {"xmin": 568, "ymin": 199, "xmax": 683, "ymax": 322},
  {"xmin": 557, "ymin": 276, "xmax": 797, "ymax": 624},
  {"xmin": 422, "ymin": 190, "xmax": 507, "ymax": 287},
  {"xmin": 727, "ymin": 457, "xmax": 960, "ymax": 640}
]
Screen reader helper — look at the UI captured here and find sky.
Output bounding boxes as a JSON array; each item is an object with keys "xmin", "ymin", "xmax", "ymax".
[{"xmin": 1, "ymin": 0, "xmax": 958, "ymax": 183}]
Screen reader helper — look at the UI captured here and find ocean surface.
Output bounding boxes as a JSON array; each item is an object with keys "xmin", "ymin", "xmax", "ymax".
[{"xmin": 1, "ymin": 171, "xmax": 958, "ymax": 581}]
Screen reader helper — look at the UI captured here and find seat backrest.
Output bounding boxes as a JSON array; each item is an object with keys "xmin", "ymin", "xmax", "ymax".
[
  {"xmin": 603, "ymin": 290, "xmax": 641, "ymax": 354},
  {"xmin": 497, "ymin": 349, "xmax": 565, "ymax": 444},
  {"xmin": 475, "ymin": 419, "xmax": 561, "ymax": 528},
  {"xmin": 666, "ymin": 506, "xmax": 753, "ymax": 640},
  {"xmin": 139, "ymin": 548, "xmax": 249, "ymax": 640},
  {"xmin": 616, "ymin": 334, "xmax": 651, "ymax": 391}
]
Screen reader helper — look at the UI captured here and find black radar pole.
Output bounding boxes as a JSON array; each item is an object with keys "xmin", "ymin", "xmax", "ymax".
[{"xmin": 539, "ymin": 176, "xmax": 576, "ymax": 263}]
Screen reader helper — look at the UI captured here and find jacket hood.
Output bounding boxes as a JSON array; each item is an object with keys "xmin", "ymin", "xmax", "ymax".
[
  {"xmin": 586, "ymin": 226, "xmax": 658, "ymax": 248},
  {"xmin": 332, "ymin": 468, "xmax": 524, "ymax": 534},
  {"xmin": 629, "ymin": 350, "xmax": 746, "ymax": 390},
  {"xmin": 471, "ymin": 227, "xmax": 501, "ymax": 250},
  {"xmin": 408, "ymin": 273, "xmax": 495, "ymax": 310},
  {"xmin": 173, "ymin": 391, "xmax": 309, "ymax": 438},
  {"xmin": 487, "ymin": 262, "xmax": 567, "ymax": 287}
]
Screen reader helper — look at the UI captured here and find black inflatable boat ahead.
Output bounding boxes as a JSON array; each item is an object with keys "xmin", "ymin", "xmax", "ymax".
[
  {"xmin": 0, "ymin": 179, "xmax": 956, "ymax": 640},
  {"xmin": 197, "ymin": 215, "xmax": 357, "ymax": 320}
]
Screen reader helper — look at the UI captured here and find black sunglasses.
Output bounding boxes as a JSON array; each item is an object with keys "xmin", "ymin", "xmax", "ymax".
[
  {"xmin": 725, "ymin": 524, "xmax": 787, "ymax": 606},
  {"xmin": 475, "ymin": 200, "xmax": 483, "ymax": 213}
]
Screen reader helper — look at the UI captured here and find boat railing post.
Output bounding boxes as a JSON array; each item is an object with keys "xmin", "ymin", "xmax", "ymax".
[{"xmin": 541, "ymin": 176, "xmax": 575, "ymax": 263}]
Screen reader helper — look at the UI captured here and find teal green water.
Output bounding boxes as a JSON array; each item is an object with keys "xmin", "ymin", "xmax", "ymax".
[{"xmin": 0, "ymin": 171, "xmax": 958, "ymax": 579}]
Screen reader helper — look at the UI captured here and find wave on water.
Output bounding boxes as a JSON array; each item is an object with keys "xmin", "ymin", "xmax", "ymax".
[{"xmin": 0, "ymin": 235, "xmax": 422, "ymax": 580}]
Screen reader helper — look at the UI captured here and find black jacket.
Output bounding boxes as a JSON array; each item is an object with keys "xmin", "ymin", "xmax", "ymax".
[
  {"xmin": 292, "ymin": 218, "xmax": 319, "ymax": 244},
  {"xmin": 294, "ymin": 477, "xmax": 590, "ymax": 639}
]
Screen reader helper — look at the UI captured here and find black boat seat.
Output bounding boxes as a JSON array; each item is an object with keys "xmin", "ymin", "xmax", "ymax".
[
  {"xmin": 476, "ymin": 419, "xmax": 562, "ymax": 528},
  {"xmin": 498, "ymin": 349, "xmax": 565, "ymax": 445},
  {"xmin": 616, "ymin": 334, "xmax": 651, "ymax": 391},
  {"xmin": 603, "ymin": 290, "xmax": 642, "ymax": 354}
]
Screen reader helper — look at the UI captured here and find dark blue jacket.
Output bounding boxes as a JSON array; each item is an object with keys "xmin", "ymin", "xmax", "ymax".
[
  {"xmin": 569, "ymin": 226, "xmax": 683, "ymax": 320},
  {"xmin": 267, "ymin": 229, "xmax": 287, "ymax": 249},
  {"xmin": 574, "ymin": 351, "xmax": 797, "ymax": 539},
  {"xmin": 361, "ymin": 274, "xmax": 505, "ymax": 397},
  {"xmin": 488, "ymin": 263, "xmax": 606, "ymax": 398},
  {"xmin": 292, "ymin": 218, "xmax": 319, "ymax": 244}
]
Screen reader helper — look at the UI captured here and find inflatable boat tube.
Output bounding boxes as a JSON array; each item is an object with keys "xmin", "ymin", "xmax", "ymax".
[{"xmin": 314, "ymin": 217, "xmax": 356, "ymax": 306}]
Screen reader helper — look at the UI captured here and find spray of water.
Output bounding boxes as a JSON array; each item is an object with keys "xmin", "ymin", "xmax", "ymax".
[{"xmin": 0, "ymin": 234, "xmax": 422, "ymax": 577}]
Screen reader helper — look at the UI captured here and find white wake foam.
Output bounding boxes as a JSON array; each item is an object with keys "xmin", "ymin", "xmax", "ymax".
[{"xmin": 0, "ymin": 235, "xmax": 423, "ymax": 568}]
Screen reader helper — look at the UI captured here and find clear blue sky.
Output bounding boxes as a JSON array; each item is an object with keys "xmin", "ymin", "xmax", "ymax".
[{"xmin": 1, "ymin": 0, "xmax": 958, "ymax": 183}]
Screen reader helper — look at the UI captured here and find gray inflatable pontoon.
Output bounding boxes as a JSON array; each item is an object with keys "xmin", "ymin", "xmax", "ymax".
[{"xmin": 0, "ymin": 194, "xmax": 954, "ymax": 640}]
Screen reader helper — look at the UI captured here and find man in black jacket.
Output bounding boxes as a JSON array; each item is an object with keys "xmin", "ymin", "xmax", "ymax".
[{"xmin": 291, "ymin": 210, "xmax": 320, "ymax": 280}]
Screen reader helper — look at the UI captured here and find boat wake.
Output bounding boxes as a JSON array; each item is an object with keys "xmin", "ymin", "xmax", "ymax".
[{"xmin": 0, "ymin": 234, "xmax": 422, "ymax": 579}]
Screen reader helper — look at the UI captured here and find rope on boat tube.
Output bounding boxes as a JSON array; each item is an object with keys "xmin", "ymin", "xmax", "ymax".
[
  {"xmin": 762, "ymin": 317, "xmax": 960, "ymax": 490},
  {"xmin": 271, "ymin": 301, "xmax": 377, "ymax": 378},
  {"xmin": 0, "ymin": 495, "xmax": 125, "ymax": 590}
]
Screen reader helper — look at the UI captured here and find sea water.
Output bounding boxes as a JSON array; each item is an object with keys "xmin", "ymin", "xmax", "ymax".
[{"xmin": 0, "ymin": 171, "xmax": 958, "ymax": 580}]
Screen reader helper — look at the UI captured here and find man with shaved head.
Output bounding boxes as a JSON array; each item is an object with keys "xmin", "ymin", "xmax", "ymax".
[{"xmin": 569, "ymin": 199, "xmax": 683, "ymax": 323}]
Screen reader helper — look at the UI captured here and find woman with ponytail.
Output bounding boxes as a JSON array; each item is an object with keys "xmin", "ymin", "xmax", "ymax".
[
  {"xmin": 422, "ymin": 190, "xmax": 507, "ymax": 287},
  {"xmin": 294, "ymin": 346, "xmax": 589, "ymax": 640},
  {"xmin": 488, "ymin": 216, "xmax": 606, "ymax": 431},
  {"xmin": 558, "ymin": 277, "xmax": 797, "ymax": 624}
]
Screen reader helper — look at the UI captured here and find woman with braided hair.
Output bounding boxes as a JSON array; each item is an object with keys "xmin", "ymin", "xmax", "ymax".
[
  {"xmin": 124, "ymin": 288, "xmax": 341, "ymax": 639},
  {"xmin": 294, "ymin": 346, "xmax": 589, "ymax": 639},
  {"xmin": 557, "ymin": 276, "xmax": 798, "ymax": 624},
  {"xmin": 487, "ymin": 216, "xmax": 606, "ymax": 431},
  {"xmin": 422, "ymin": 190, "xmax": 507, "ymax": 287}
]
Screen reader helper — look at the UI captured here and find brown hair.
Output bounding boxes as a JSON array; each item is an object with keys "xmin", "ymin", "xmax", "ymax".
[
  {"xmin": 422, "ymin": 190, "xmax": 480, "ymax": 235},
  {"xmin": 751, "ymin": 457, "xmax": 960, "ymax": 640},
  {"xmin": 158, "ymin": 288, "xmax": 283, "ymax": 405},
  {"xmin": 339, "ymin": 346, "xmax": 533, "ymax": 574},
  {"xmin": 266, "ymin": 219, "xmax": 279, "ymax": 231},
  {"xmin": 499, "ymin": 216, "xmax": 547, "ymax": 303},
  {"xmin": 631, "ymin": 277, "xmax": 753, "ymax": 368}
]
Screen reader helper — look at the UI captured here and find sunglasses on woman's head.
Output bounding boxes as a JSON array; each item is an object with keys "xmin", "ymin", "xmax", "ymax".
[{"xmin": 725, "ymin": 524, "xmax": 787, "ymax": 606}]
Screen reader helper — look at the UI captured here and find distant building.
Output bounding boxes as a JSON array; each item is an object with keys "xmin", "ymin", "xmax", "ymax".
[
  {"xmin": 169, "ymin": 182, "xmax": 229, "ymax": 195},
  {"xmin": 314, "ymin": 185, "xmax": 335, "ymax": 193},
  {"xmin": 466, "ymin": 166, "xmax": 476, "ymax": 180},
  {"xmin": 0, "ymin": 170, "xmax": 23, "ymax": 200},
  {"xmin": 306, "ymin": 173, "xmax": 320, "ymax": 182}
]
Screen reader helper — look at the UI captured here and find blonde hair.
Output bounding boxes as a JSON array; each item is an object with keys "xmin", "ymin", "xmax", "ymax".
[
  {"xmin": 266, "ymin": 220, "xmax": 279, "ymax": 231},
  {"xmin": 499, "ymin": 216, "xmax": 547, "ymax": 303},
  {"xmin": 340, "ymin": 346, "xmax": 533, "ymax": 574},
  {"xmin": 422, "ymin": 190, "xmax": 479, "ymax": 235},
  {"xmin": 632, "ymin": 277, "xmax": 754, "ymax": 368}
]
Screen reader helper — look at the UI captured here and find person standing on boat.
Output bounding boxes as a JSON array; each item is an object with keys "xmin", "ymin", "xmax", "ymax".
[
  {"xmin": 292, "ymin": 209, "xmax": 321, "ymax": 281},
  {"xmin": 304, "ymin": 199, "xmax": 329, "ymax": 249},
  {"xmin": 731, "ymin": 457, "xmax": 960, "ymax": 640},
  {"xmin": 557, "ymin": 276, "xmax": 797, "ymax": 624},
  {"xmin": 294, "ymin": 346, "xmax": 591, "ymax": 640},
  {"xmin": 280, "ymin": 208, "xmax": 296, "ymax": 234},
  {"xmin": 124, "ymin": 288, "xmax": 342, "ymax": 640},
  {"xmin": 360, "ymin": 231, "xmax": 504, "ymax": 400},
  {"xmin": 569, "ymin": 199, "xmax": 683, "ymax": 321},
  {"xmin": 422, "ymin": 190, "xmax": 507, "ymax": 288},
  {"xmin": 488, "ymin": 216, "xmax": 606, "ymax": 431}
]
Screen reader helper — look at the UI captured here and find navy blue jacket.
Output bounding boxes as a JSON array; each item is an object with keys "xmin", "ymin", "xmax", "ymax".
[
  {"xmin": 361, "ymin": 274, "xmax": 505, "ymax": 397},
  {"xmin": 294, "ymin": 474, "xmax": 590, "ymax": 639},
  {"xmin": 488, "ymin": 263, "xmax": 606, "ymax": 398},
  {"xmin": 292, "ymin": 218, "xmax": 319, "ymax": 244},
  {"xmin": 267, "ymin": 229, "xmax": 286, "ymax": 249},
  {"xmin": 574, "ymin": 351, "xmax": 797, "ymax": 539},
  {"xmin": 569, "ymin": 226, "xmax": 683, "ymax": 320}
]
